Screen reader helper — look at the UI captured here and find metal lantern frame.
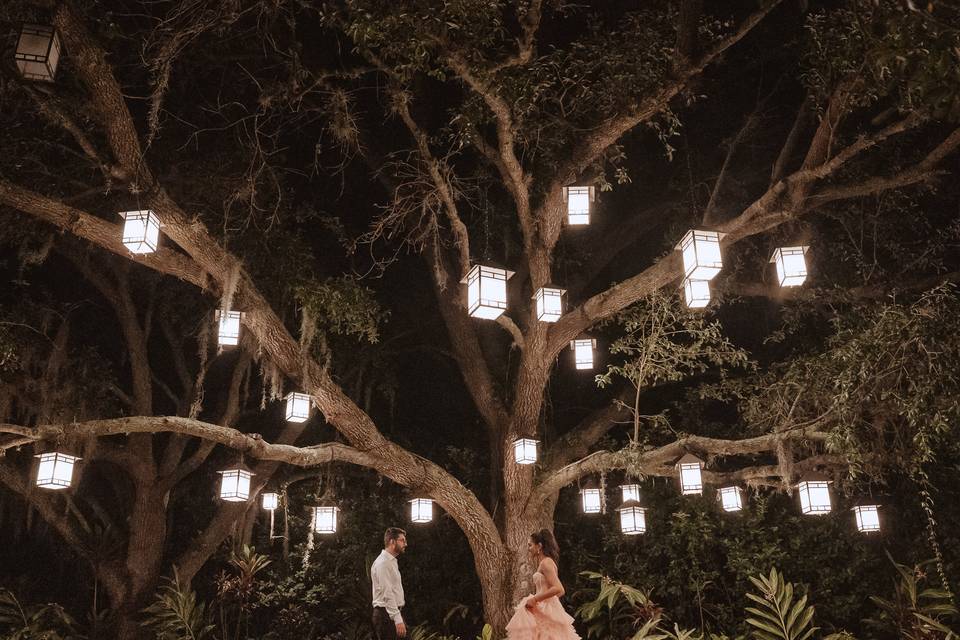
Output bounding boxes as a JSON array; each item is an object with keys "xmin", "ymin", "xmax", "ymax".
[
  {"xmin": 620, "ymin": 483, "xmax": 641, "ymax": 503},
  {"xmin": 852, "ymin": 504, "xmax": 881, "ymax": 533},
  {"xmin": 676, "ymin": 453, "xmax": 704, "ymax": 495},
  {"xmin": 617, "ymin": 499, "xmax": 647, "ymax": 535},
  {"xmin": 284, "ymin": 392, "xmax": 312, "ymax": 423},
  {"xmin": 683, "ymin": 277, "xmax": 711, "ymax": 309},
  {"xmin": 563, "ymin": 186, "xmax": 595, "ymax": 226},
  {"xmin": 534, "ymin": 287, "xmax": 566, "ymax": 323},
  {"xmin": 570, "ymin": 338, "xmax": 597, "ymax": 370},
  {"xmin": 35, "ymin": 452, "xmax": 80, "ymax": 490},
  {"xmin": 15, "ymin": 24, "xmax": 62, "ymax": 81},
  {"xmin": 718, "ymin": 486, "xmax": 744, "ymax": 512},
  {"xmin": 119, "ymin": 210, "xmax": 161, "ymax": 254},
  {"xmin": 261, "ymin": 492, "xmax": 279, "ymax": 511},
  {"xmin": 796, "ymin": 473, "xmax": 832, "ymax": 515},
  {"xmin": 409, "ymin": 498, "xmax": 434, "ymax": 523},
  {"xmin": 215, "ymin": 310, "xmax": 243, "ymax": 346},
  {"xmin": 312, "ymin": 505, "xmax": 340, "ymax": 534},
  {"xmin": 771, "ymin": 246, "xmax": 810, "ymax": 287},
  {"xmin": 218, "ymin": 466, "xmax": 254, "ymax": 502},
  {"xmin": 512, "ymin": 438, "xmax": 539, "ymax": 465},
  {"xmin": 677, "ymin": 229, "xmax": 725, "ymax": 281},
  {"xmin": 461, "ymin": 265, "xmax": 514, "ymax": 320}
]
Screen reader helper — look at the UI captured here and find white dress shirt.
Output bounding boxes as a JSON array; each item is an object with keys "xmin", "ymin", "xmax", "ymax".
[{"xmin": 371, "ymin": 549, "xmax": 405, "ymax": 624}]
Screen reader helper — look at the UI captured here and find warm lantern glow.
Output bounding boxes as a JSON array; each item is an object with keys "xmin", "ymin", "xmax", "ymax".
[
  {"xmin": 513, "ymin": 438, "xmax": 538, "ymax": 465},
  {"xmin": 261, "ymin": 492, "xmax": 279, "ymax": 511},
  {"xmin": 580, "ymin": 487, "xmax": 602, "ymax": 514},
  {"xmin": 216, "ymin": 310, "xmax": 243, "ymax": 346},
  {"xmin": 853, "ymin": 505, "xmax": 881, "ymax": 533},
  {"xmin": 718, "ymin": 486, "xmax": 743, "ymax": 512},
  {"xmin": 534, "ymin": 287, "xmax": 565, "ymax": 322},
  {"xmin": 570, "ymin": 338, "xmax": 597, "ymax": 370},
  {"xmin": 683, "ymin": 278, "xmax": 711, "ymax": 308},
  {"xmin": 15, "ymin": 24, "xmax": 61, "ymax": 81},
  {"xmin": 677, "ymin": 230, "xmax": 724, "ymax": 280},
  {"xmin": 35, "ymin": 452, "xmax": 79, "ymax": 490},
  {"xmin": 120, "ymin": 210, "xmax": 161, "ymax": 254},
  {"xmin": 564, "ymin": 186, "xmax": 594, "ymax": 225},
  {"xmin": 771, "ymin": 246, "xmax": 809, "ymax": 287},
  {"xmin": 617, "ymin": 499, "xmax": 647, "ymax": 535},
  {"xmin": 218, "ymin": 467, "xmax": 253, "ymax": 502},
  {"xmin": 462, "ymin": 265, "xmax": 514, "ymax": 320},
  {"xmin": 677, "ymin": 454, "xmax": 704, "ymax": 495},
  {"xmin": 796, "ymin": 474, "xmax": 832, "ymax": 515},
  {"xmin": 620, "ymin": 483, "xmax": 641, "ymax": 503},
  {"xmin": 312, "ymin": 506, "xmax": 340, "ymax": 534},
  {"xmin": 284, "ymin": 392, "xmax": 311, "ymax": 423},
  {"xmin": 409, "ymin": 498, "xmax": 433, "ymax": 523}
]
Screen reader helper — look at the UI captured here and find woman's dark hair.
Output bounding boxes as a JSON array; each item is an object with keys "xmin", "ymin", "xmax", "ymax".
[{"xmin": 530, "ymin": 528, "xmax": 560, "ymax": 563}]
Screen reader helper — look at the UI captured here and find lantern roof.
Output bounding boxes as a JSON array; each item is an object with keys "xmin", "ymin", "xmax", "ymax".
[
  {"xmin": 676, "ymin": 453, "xmax": 703, "ymax": 466},
  {"xmin": 219, "ymin": 463, "xmax": 254, "ymax": 475},
  {"xmin": 532, "ymin": 285, "xmax": 566, "ymax": 297},
  {"xmin": 769, "ymin": 245, "xmax": 809, "ymax": 262},
  {"xmin": 674, "ymin": 228, "xmax": 727, "ymax": 250},
  {"xmin": 34, "ymin": 451, "xmax": 81, "ymax": 461},
  {"xmin": 459, "ymin": 263, "xmax": 515, "ymax": 283},
  {"xmin": 617, "ymin": 498, "xmax": 645, "ymax": 510}
]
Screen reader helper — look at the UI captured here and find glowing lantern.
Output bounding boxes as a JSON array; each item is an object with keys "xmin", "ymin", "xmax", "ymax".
[
  {"xmin": 513, "ymin": 438, "xmax": 538, "ymax": 465},
  {"xmin": 677, "ymin": 454, "xmax": 704, "ymax": 496},
  {"xmin": 617, "ymin": 499, "xmax": 647, "ymax": 535},
  {"xmin": 119, "ymin": 210, "xmax": 161, "ymax": 254},
  {"xmin": 312, "ymin": 506, "xmax": 340, "ymax": 534},
  {"xmin": 35, "ymin": 452, "xmax": 79, "ymax": 490},
  {"xmin": 683, "ymin": 278, "xmax": 711, "ymax": 308},
  {"xmin": 15, "ymin": 24, "xmax": 61, "ymax": 81},
  {"xmin": 261, "ymin": 492, "xmax": 279, "ymax": 511},
  {"xmin": 771, "ymin": 246, "xmax": 809, "ymax": 287},
  {"xmin": 853, "ymin": 504, "xmax": 881, "ymax": 533},
  {"xmin": 409, "ymin": 498, "xmax": 433, "ymax": 523},
  {"xmin": 462, "ymin": 265, "xmax": 513, "ymax": 320},
  {"xmin": 534, "ymin": 287, "xmax": 565, "ymax": 322},
  {"xmin": 218, "ymin": 466, "xmax": 253, "ymax": 502},
  {"xmin": 564, "ymin": 186, "xmax": 594, "ymax": 225},
  {"xmin": 677, "ymin": 230, "xmax": 724, "ymax": 281},
  {"xmin": 570, "ymin": 338, "xmax": 597, "ymax": 370},
  {"xmin": 718, "ymin": 486, "xmax": 744, "ymax": 512},
  {"xmin": 216, "ymin": 310, "xmax": 243, "ymax": 346},
  {"xmin": 284, "ymin": 392, "xmax": 311, "ymax": 423},
  {"xmin": 620, "ymin": 483, "xmax": 641, "ymax": 503},
  {"xmin": 580, "ymin": 482, "xmax": 602, "ymax": 514},
  {"xmin": 796, "ymin": 472, "xmax": 832, "ymax": 515}
]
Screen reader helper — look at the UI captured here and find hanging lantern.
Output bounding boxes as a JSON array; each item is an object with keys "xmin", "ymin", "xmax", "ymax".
[
  {"xmin": 312, "ymin": 505, "xmax": 340, "ymax": 534},
  {"xmin": 617, "ymin": 499, "xmax": 647, "ymax": 535},
  {"xmin": 563, "ymin": 186, "xmax": 595, "ymax": 226},
  {"xmin": 620, "ymin": 483, "xmax": 641, "ymax": 503},
  {"xmin": 35, "ymin": 452, "xmax": 79, "ymax": 490},
  {"xmin": 718, "ymin": 486, "xmax": 744, "ymax": 512},
  {"xmin": 119, "ymin": 210, "xmax": 161, "ymax": 254},
  {"xmin": 218, "ymin": 466, "xmax": 253, "ymax": 502},
  {"xmin": 677, "ymin": 230, "xmax": 724, "ymax": 281},
  {"xmin": 795, "ymin": 472, "xmax": 832, "ymax": 515},
  {"xmin": 580, "ymin": 483, "xmax": 602, "ymax": 514},
  {"xmin": 261, "ymin": 492, "xmax": 279, "ymax": 511},
  {"xmin": 513, "ymin": 438, "xmax": 539, "ymax": 465},
  {"xmin": 771, "ymin": 246, "xmax": 809, "ymax": 287},
  {"xmin": 570, "ymin": 338, "xmax": 597, "ymax": 370},
  {"xmin": 676, "ymin": 453, "xmax": 704, "ymax": 496},
  {"xmin": 461, "ymin": 265, "xmax": 514, "ymax": 320},
  {"xmin": 15, "ymin": 24, "xmax": 62, "ymax": 81},
  {"xmin": 534, "ymin": 287, "xmax": 565, "ymax": 323},
  {"xmin": 409, "ymin": 498, "xmax": 433, "ymax": 523},
  {"xmin": 852, "ymin": 504, "xmax": 881, "ymax": 533},
  {"xmin": 284, "ymin": 392, "xmax": 311, "ymax": 423},
  {"xmin": 215, "ymin": 310, "xmax": 243, "ymax": 346},
  {"xmin": 683, "ymin": 278, "xmax": 711, "ymax": 308}
]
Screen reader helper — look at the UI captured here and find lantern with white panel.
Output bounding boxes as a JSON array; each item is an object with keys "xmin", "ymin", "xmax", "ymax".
[
  {"xmin": 620, "ymin": 483, "xmax": 641, "ymax": 503},
  {"xmin": 284, "ymin": 392, "xmax": 311, "ymax": 423},
  {"xmin": 35, "ymin": 452, "xmax": 80, "ymax": 490},
  {"xmin": 617, "ymin": 499, "xmax": 647, "ymax": 535},
  {"xmin": 261, "ymin": 492, "xmax": 279, "ymax": 511},
  {"xmin": 718, "ymin": 486, "xmax": 744, "ymax": 513},
  {"xmin": 216, "ymin": 310, "xmax": 243, "ymax": 346},
  {"xmin": 120, "ymin": 210, "xmax": 161, "ymax": 254},
  {"xmin": 513, "ymin": 438, "xmax": 539, "ymax": 465},
  {"xmin": 580, "ymin": 482, "xmax": 602, "ymax": 514},
  {"xmin": 409, "ymin": 498, "xmax": 433, "ymax": 523},
  {"xmin": 312, "ymin": 506, "xmax": 340, "ymax": 534},
  {"xmin": 534, "ymin": 287, "xmax": 565, "ymax": 323},
  {"xmin": 564, "ymin": 186, "xmax": 595, "ymax": 226},
  {"xmin": 852, "ymin": 503, "xmax": 881, "ymax": 533},
  {"xmin": 462, "ymin": 265, "xmax": 513, "ymax": 320},
  {"xmin": 771, "ymin": 246, "xmax": 810, "ymax": 287},
  {"xmin": 15, "ymin": 24, "xmax": 61, "ymax": 81},
  {"xmin": 676, "ymin": 453, "xmax": 704, "ymax": 496},
  {"xmin": 677, "ymin": 230, "xmax": 724, "ymax": 280},
  {"xmin": 683, "ymin": 278, "xmax": 711, "ymax": 309},
  {"xmin": 570, "ymin": 338, "xmax": 597, "ymax": 370},
  {"xmin": 795, "ymin": 472, "xmax": 832, "ymax": 515},
  {"xmin": 218, "ymin": 466, "xmax": 253, "ymax": 502}
]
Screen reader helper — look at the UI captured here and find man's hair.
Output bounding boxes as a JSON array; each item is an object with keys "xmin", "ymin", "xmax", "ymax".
[{"xmin": 384, "ymin": 527, "xmax": 406, "ymax": 547}]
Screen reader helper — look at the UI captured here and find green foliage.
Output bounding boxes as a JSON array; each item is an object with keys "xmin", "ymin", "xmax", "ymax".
[
  {"xmin": 745, "ymin": 568, "xmax": 817, "ymax": 640},
  {"xmin": 865, "ymin": 554, "xmax": 959, "ymax": 639},
  {"xmin": 296, "ymin": 276, "xmax": 389, "ymax": 345},
  {"xmin": 0, "ymin": 589, "xmax": 85, "ymax": 640},
  {"xmin": 142, "ymin": 570, "xmax": 215, "ymax": 640}
]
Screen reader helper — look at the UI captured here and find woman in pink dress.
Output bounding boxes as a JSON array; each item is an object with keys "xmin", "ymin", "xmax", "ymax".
[{"xmin": 505, "ymin": 529, "xmax": 581, "ymax": 640}]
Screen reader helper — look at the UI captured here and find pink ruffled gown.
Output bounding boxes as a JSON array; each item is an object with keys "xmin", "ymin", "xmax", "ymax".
[{"xmin": 505, "ymin": 571, "xmax": 581, "ymax": 640}]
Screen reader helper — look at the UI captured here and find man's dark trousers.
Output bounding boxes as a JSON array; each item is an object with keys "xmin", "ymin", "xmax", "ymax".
[{"xmin": 372, "ymin": 607, "xmax": 397, "ymax": 640}]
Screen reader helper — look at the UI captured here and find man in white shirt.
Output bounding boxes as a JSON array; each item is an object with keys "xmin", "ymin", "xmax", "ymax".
[{"xmin": 371, "ymin": 527, "xmax": 408, "ymax": 639}]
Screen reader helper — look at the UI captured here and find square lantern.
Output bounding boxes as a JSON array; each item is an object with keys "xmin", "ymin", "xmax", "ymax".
[
  {"xmin": 216, "ymin": 310, "xmax": 243, "ymax": 346},
  {"xmin": 853, "ymin": 504, "xmax": 881, "ymax": 533},
  {"xmin": 564, "ymin": 186, "xmax": 594, "ymax": 226},
  {"xmin": 796, "ymin": 473, "xmax": 832, "ymax": 515},
  {"xmin": 580, "ymin": 487, "xmax": 602, "ymax": 514},
  {"xmin": 312, "ymin": 506, "xmax": 340, "ymax": 534},
  {"xmin": 683, "ymin": 278, "xmax": 711, "ymax": 309},
  {"xmin": 15, "ymin": 24, "xmax": 62, "ymax": 82},
  {"xmin": 409, "ymin": 498, "xmax": 433, "ymax": 523},
  {"xmin": 218, "ymin": 467, "xmax": 253, "ymax": 502},
  {"xmin": 621, "ymin": 483, "xmax": 641, "ymax": 503},
  {"xmin": 534, "ymin": 287, "xmax": 565, "ymax": 323},
  {"xmin": 677, "ymin": 454, "xmax": 704, "ymax": 496},
  {"xmin": 120, "ymin": 210, "xmax": 161, "ymax": 254},
  {"xmin": 462, "ymin": 265, "xmax": 514, "ymax": 320},
  {"xmin": 284, "ymin": 392, "xmax": 311, "ymax": 423},
  {"xmin": 513, "ymin": 438, "xmax": 539, "ymax": 465},
  {"xmin": 677, "ymin": 230, "xmax": 724, "ymax": 281},
  {"xmin": 570, "ymin": 338, "xmax": 597, "ymax": 370},
  {"xmin": 718, "ymin": 486, "xmax": 744, "ymax": 513},
  {"xmin": 261, "ymin": 492, "xmax": 279, "ymax": 511},
  {"xmin": 617, "ymin": 499, "xmax": 647, "ymax": 535},
  {"xmin": 35, "ymin": 452, "xmax": 79, "ymax": 490},
  {"xmin": 771, "ymin": 246, "xmax": 809, "ymax": 287}
]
